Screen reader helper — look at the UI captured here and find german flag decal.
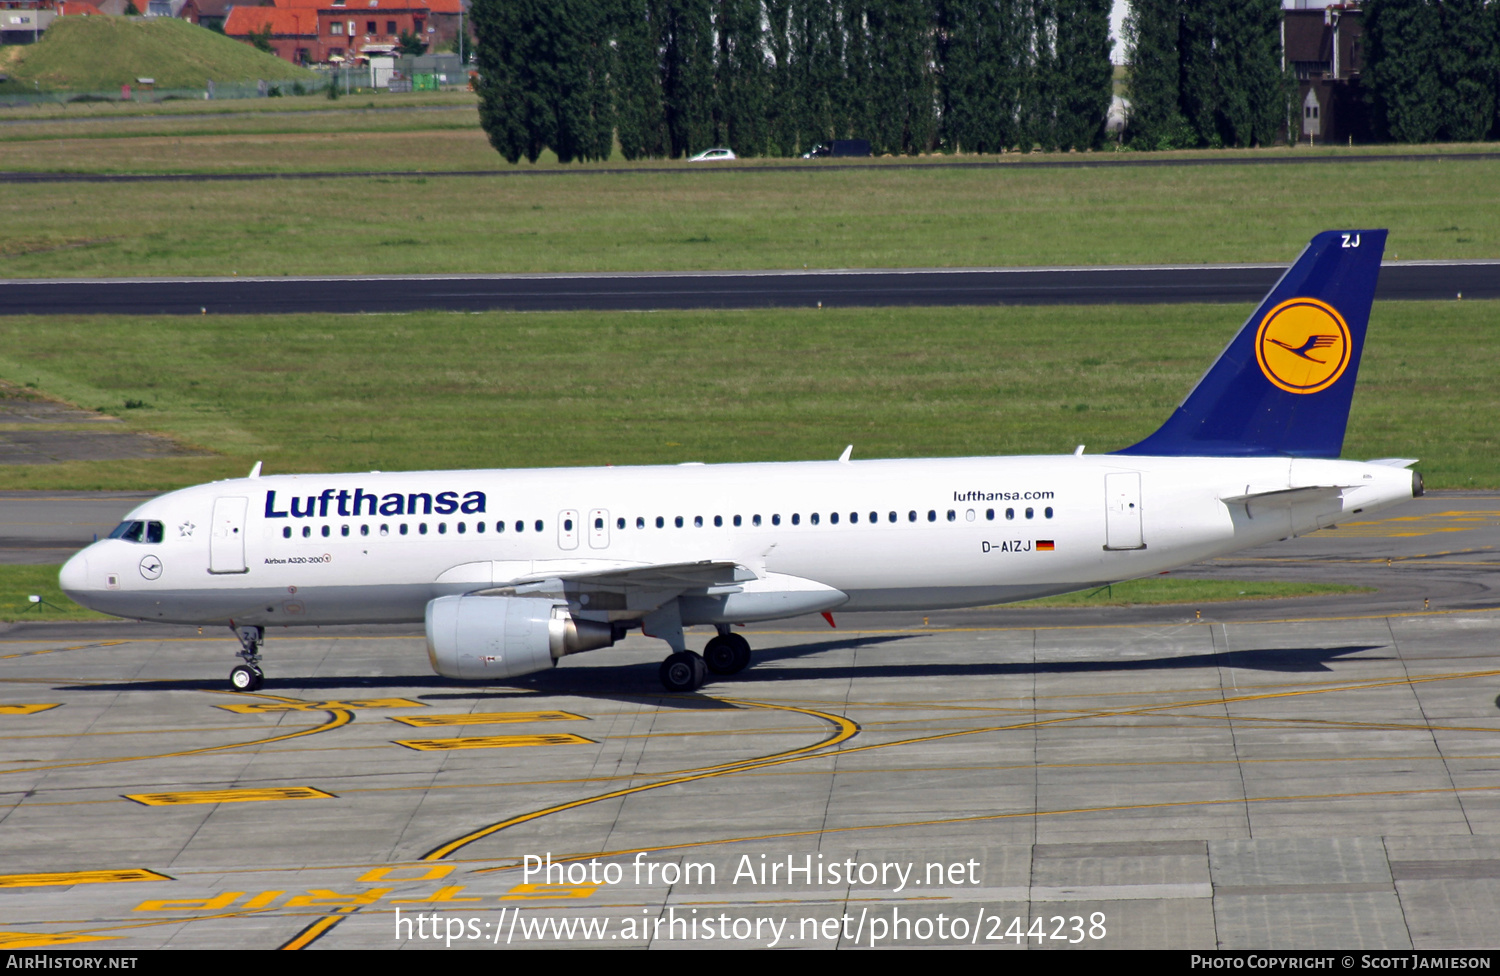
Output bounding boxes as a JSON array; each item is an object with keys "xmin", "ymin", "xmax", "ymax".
[{"xmin": 1037, "ymin": 540, "xmax": 1055, "ymax": 551}]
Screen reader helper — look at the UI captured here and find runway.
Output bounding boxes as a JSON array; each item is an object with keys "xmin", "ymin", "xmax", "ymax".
[
  {"xmin": 1, "ymin": 493, "xmax": 1497, "ymax": 948},
  {"xmin": 1, "ymin": 261, "xmax": 1497, "ymax": 315}
]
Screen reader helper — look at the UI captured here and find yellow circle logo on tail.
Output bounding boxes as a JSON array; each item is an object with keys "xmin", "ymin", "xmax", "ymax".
[{"xmin": 1254, "ymin": 297, "xmax": 1352, "ymax": 394}]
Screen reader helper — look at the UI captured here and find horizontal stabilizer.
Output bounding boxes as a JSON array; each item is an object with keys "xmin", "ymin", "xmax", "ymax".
[{"xmin": 1219, "ymin": 485, "xmax": 1346, "ymax": 505}]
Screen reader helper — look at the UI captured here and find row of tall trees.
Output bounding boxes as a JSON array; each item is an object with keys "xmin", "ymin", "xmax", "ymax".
[
  {"xmin": 471, "ymin": 0, "xmax": 1114, "ymax": 163},
  {"xmin": 1364, "ymin": 0, "xmax": 1499, "ymax": 143},
  {"xmin": 1123, "ymin": 0, "xmax": 1288, "ymax": 150}
]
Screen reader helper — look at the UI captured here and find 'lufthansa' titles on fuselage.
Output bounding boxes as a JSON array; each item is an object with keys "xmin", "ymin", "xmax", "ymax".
[{"xmin": 264, "ymin": 489, "xmax": 487, "ymax": 519}]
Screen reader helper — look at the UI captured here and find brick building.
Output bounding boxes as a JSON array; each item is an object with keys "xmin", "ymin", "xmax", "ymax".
[
  {"xmin": 225, "ymin": 0, "xmax": 464, "ymax": 65},
  {"xmin": 1283, "ymin": 2, "xmax": 1372, "ymax": 144}
]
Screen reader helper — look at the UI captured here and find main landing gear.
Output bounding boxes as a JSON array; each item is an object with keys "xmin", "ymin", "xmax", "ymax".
[
  {"xmin": 703, "ymin": 631, "xmax": 752, "ymax": 675},
  {"xmin": 658, "ymin": 628, "xmax": 753, "ymax": 693},
  {"xmin": 229, "ymin": 625, "xmax": 264, "ymax": 691}
]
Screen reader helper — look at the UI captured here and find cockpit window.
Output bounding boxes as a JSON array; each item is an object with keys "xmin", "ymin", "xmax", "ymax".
[
  {"xmin": 109, "ymin": 521, "xmax": 144, "ymax": 542},
  {"xmin": 108, "ymin": 520, "xmax": 164, "ymax": 544}
]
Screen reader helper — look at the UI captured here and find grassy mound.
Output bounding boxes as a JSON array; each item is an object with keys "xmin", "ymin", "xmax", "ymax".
[{"xmin": 1, "ymin": 17, "xmax": 315, "ymax": 92}]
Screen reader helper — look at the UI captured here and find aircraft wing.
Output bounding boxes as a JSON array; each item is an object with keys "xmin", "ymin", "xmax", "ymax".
[
  {"xmin": 466, "ymin": 559, "xmax": 759, "ymax": 615},
  {"xmin": 503, "ymin": 559, "xmax": 754, "ymax": 591}
]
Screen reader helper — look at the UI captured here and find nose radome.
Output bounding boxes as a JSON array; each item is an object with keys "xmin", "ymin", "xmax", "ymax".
[{"xmin": 59, "ymin": 551, "xmax": 90, "ymax": 598}]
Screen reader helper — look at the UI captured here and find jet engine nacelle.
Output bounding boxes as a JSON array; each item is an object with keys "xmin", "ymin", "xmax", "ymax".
[{"xmin": 425, "ymin": 594, "xmax": 618, "ymax": 680}]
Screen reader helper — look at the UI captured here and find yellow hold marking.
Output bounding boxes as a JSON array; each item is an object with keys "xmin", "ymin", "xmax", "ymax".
[
  {"xmin": 1328, "ymin": 510, "xmax": 1498, "ymax": 538},
  {"xmin": 135, "ymin": 891, "xmax": 244, "ymax": 912},
  {"xmin": 0, "ymin": 931, "xmax": 114, "ymax": 948},
  {"xmin": 0, "ymin": 868, "xmax": 170, "ymax": 888},
  {"xmin": 124, "ymin": 786, "xmax": 336, "ymax": 806},
  {"xmin": 358, "ymin": 865, "xmax": 456, "ymax": 883},
  {"xmin": 390, "ymin": 886, "xmax": 482, "ymax": 904},
  {"xmin": 0, "ymin": 704, "xmax": 61, "ymax": 715},
  {"xmin": 216, "ymin": 697, "xmax": 424, "ymax": 714},
  {"xmin": 501, "ymin": 883, "xmax": 598, "ymax": 900},
  {"xmin": 283, "ymin": 887, "xmax": 392, "ymax": 908},
  {"xmin": 391, "ymin": 710, "xmax": 586, "ymax": 727},
  {"xmin": 395, "ymin": 734, "xmax": 595, "ymax": 751}
]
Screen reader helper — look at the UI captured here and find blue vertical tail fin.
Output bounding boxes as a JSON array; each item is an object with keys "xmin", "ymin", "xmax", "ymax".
[{"xmin": 1115, "ymin": 229, "xmax": 1386, "ymax": 458}]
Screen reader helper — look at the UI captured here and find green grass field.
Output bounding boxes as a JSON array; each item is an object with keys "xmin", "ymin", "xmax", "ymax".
[
  {"xmin": 1011, "ymin": 577, "xmax": 1371, "ymax": 607},
  {"xmin": 2, "ymin": 148, "xmax": 1496, "ymax": 276},
  {"xmin": 0, "ymin": 300, "xmax": 1492, "ymax": 491},
  {"xmin": 0, "ymin": 564, "xmax": 110, "ymax": 622},
  {"xmin": 0, "ymin": 17, "xmax": 316, "ymax": 92}
]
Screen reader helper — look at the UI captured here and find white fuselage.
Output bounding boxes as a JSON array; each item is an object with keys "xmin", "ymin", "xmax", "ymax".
[{"xmin": 60, "ymin": 453, "xmax": 1417, "ymax": 629}]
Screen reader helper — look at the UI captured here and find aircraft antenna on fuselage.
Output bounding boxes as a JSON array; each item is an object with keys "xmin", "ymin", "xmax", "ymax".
[{"xmin": 248, "ymin": 461, "xmax": 263, "ymax": 479}]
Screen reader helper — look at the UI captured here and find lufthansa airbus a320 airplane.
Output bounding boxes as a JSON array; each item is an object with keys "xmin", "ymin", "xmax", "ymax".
[{"xmin": 61, "ymin": 231, "xmax": 1421, "ymax": 693}]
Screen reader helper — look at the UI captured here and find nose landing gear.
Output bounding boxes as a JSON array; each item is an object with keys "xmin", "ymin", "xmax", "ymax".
[{"xmin": 230, "ymin": 625, "xmax": 265, "ymax": 691}]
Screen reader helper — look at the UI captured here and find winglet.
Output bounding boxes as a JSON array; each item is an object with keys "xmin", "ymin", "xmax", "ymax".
[{"xmin": 1116, "ymin": 230, "xmax": 1386, "ymax": 458}]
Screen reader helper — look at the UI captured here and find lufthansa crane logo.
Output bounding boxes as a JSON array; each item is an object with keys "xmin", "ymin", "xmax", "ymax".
[{"xmin": 1254, "ymin": 297, "xmax": 1352, "ymax": 395}]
